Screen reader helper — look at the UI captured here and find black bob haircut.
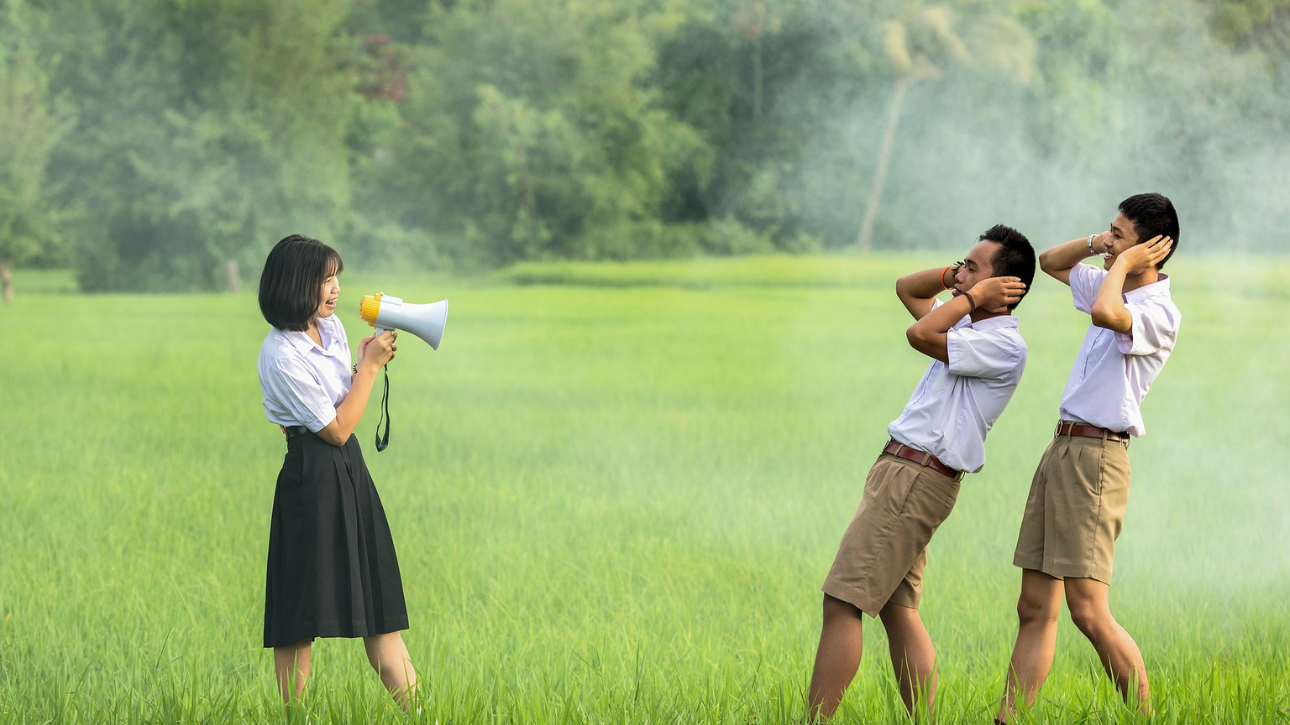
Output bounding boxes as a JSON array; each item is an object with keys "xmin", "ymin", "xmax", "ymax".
[
  {"xmin": 1119, "ymin": 193, "xmax": 1180, "ymax": 270},
  {"xmin": 258, "ymin": 234, "xmax": 344, "ymax": 331},
  {"xmin": 980, "ymin": 224, "xmax": 1036, "ymax": 311}
]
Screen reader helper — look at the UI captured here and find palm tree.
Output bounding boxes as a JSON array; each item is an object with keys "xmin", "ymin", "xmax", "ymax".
[
  {"xmin": 731, "ymin": 2, "xmax": 788, "ymax": 122},
  {"xmin": 855, "ymin": 2, "xmax": 1035, "ymax": 252}
]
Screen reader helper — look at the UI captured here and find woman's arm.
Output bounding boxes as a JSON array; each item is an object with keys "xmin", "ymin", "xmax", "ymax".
[{"xmin": 316, "ymin": 331, "xmax": 397, "ymax": 446}]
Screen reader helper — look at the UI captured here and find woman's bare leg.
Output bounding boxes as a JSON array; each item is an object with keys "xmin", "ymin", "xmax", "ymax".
[
  {"xmin": 273, "ymin": 639, "xmax": 312, "ymax": 706},
  {"xmin": 363, "ymin": 632, "xmax": 419, "ymax": 709}
]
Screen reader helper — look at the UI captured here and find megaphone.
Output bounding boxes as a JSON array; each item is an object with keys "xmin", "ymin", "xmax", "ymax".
[{"xmin": 358, "ymin": 292, "xmax": 448, "ymax": 349}]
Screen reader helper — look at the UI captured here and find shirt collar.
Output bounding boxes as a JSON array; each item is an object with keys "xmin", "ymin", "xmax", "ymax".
[
  {"xmin": 280, "ymin": 316, "xmax": 341, "ymax": 356},
  {"xmin": 966, "ymin": 313, "xmax": 1020, "ymax": 331},
  {"xmin": 1123, "ymin": 272, "xmax": 1170, "ymax": 304},
  {"xmin": 280, "ymin": 328, "xmax": 316, "ymax": 354}
]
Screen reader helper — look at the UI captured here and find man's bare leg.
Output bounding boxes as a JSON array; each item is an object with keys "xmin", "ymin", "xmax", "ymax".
[
  {"xmin": 807, "ymin": 594, "xmax": 865, "ymax": 721},
  {"xmin": 996, "ymin": 570, "xmax": 1063, "ymax": 723},
  {"xmin": 879, "ymin": 602, "xmax": 937, "ymax": 717},
  {"xmin": 1064, "ymin": 577, "xmax": 1152, "ymax": 714},
  {"xmin": 273, "ymin": 639, "xmax": 312, "ymax": 708}
]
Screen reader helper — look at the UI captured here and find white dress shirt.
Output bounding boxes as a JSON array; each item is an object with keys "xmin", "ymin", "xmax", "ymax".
[
  {"xmin": 1058, "ymin": 263, "xmax": 1180, "ymax": 437},
  {"xmin": 258, "ymin": 314, "xmax": 353, "ymax": 432},
  {"xmin": 887, "ymin": 300, "xmax": 1028, "ymax": 474}
]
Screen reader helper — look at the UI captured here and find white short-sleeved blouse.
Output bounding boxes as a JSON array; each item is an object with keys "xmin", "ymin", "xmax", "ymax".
[{"xmin": 258, "ymin": 314, "xmax": 352, "ymax": 432}]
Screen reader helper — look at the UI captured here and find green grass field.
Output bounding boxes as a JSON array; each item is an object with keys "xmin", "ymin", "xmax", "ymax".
[{"xmin": 1, "ymin": 255, "xmax": 1287, "ymax": 724}]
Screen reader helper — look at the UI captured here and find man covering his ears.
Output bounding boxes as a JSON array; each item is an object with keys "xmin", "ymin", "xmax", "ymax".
[
  {"xmin": 808, "ymin": 225, "xmax": 1035, "ymax": 720},
  {"xmin": 996, "ymin": 193, "xmax": 1180, "ymax": 722}
]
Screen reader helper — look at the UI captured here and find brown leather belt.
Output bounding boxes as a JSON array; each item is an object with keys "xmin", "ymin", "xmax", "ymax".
[
  {"xmin": 1055, "ymin": 420, "xmax": 1129, "ymax": 444},
  {"xmin": 882, "ymin": 439, "xmax": 963, "ymax": 480}
]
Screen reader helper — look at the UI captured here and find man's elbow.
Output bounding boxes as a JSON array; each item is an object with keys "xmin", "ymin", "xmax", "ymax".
[
  {"xmin": 906, "ymin": 325, "xmax": 948, "ymax": 362},
  {"xmin": 1090, "ymin": 304, "xmax": 1131, "ymax": 333},
  {"xmin": 895, "ymin": 275, "xmax": 914, "ymax": 302},
  {"xmin": 906, "ymin": 324, "xmax": 930, "ymax": 350},
  {"xmin": 1038, "ymin": 251, "xmax": 1064, "ymax": 278}
]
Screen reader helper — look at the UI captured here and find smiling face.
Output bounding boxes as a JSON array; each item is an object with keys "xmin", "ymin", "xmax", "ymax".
[
  {"xmin": 1102, "ymin": 211, "xmax": 1142, "ymax": 270},
  {"xmin": 951, "ymin": 239, "xmax": 1002, "ymax": 296},
  {"xmin": 313, "ymin": 269, "xmax": 340, "ymax": 321}
]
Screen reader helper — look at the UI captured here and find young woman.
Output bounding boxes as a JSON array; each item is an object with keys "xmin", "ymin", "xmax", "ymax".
[{"xmin": 256, "ymin": 234, "xmax": 418, "ymax": 710}]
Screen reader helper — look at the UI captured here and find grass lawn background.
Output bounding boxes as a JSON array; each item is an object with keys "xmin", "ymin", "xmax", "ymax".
[{"xmin": 1, "ymin": 255, "xmax": 1286, "ymax": 723}]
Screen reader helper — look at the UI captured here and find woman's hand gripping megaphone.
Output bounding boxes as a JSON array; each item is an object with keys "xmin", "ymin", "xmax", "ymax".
[{"xmin": 356, "ymin": 328, "xmax": 397, "ymax": 373}]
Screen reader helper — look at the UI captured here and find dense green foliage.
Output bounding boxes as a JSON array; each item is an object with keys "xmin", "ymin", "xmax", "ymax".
[
  {"xmin": 1, "ymin": 257, "xmax": 1288, "ymax": 723},
  {"xmin": 0, "ymin": 0, "xmax": 72, "ymax": 300},
  {"xmin": 2, "ymin": 0, "xmax": 1289, "ymax": 291}
]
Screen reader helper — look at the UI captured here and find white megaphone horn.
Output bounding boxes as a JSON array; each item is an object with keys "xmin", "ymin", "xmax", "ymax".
[{"xmin": 358, "ymin": 293, "xmax": 448, "ymax": 350}]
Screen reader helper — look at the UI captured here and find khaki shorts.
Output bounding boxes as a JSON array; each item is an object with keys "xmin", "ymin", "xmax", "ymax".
[
  {"xmin": 822, "ymin": 453, "xmax": 961, "ymax": 616},
  {"xmin": 1012, "ymin": 433, "xmax": 1131, "ymax": 583}
]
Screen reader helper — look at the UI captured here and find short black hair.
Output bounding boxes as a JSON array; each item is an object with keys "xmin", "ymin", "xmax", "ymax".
[
  {"xmin": 1119, "ymin": 193, "xmax": 1180, "ymax": 269},
  {"xmin": 258, "ymin": 234, "xmax": 343, "ymax": 331},
  {"xmin": 980, "ymin": 224, "xmax": 1035, "ymax": 310}
]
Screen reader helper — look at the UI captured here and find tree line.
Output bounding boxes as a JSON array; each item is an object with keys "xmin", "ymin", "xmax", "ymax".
[{"xmin": 1, "ymin": 0, "xmax": 1287, "ymax": 296}]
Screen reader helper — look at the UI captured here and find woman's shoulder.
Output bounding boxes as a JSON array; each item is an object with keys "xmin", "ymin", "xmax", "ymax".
[
  {"xmin": 259, "ymin": 327, "xmax": 307, "ymax": 366},
  {"xmin": 259, "ymin": 326, "xmax": 283, "ymax": 353}
]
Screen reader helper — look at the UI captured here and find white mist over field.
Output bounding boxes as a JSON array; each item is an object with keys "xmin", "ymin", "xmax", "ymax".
[{"xmin": 775, "ymin": 1, "xmax": 1289, "ymax": 255}]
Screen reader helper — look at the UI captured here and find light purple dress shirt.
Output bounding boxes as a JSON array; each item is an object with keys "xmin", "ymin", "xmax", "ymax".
[
  {"xmin": 1058, "ymin": 263, "xmax": 1180, "ymax": 437},
  {"xmin": 887, "ymin": 299, "xmax": 1028, "ymax": 474}
]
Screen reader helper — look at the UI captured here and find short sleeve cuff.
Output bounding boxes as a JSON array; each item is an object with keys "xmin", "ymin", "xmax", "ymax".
[
  {"xmin": 946, "ymin": 326, "xmax": 1021, "ymax": 379},
  {"xmin": 1115, "ymin": 307, "xmax": 1146, "ymax": 355},
  {"xmin": 306, "ymin": 409, "xmax": 337, "ymax": 433},
  {"xmin": 1070, "ymin": 264, "xmax": 1102, "ymax": 314},
  {"xmin": 946, "ymin": 330, "xmax": 968, "ymax": 375}
]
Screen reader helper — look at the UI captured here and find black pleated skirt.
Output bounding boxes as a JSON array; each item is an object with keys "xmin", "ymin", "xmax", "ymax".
[{"xmin": 263, "ymin": 431, "xmax": 409, "ymax": 648}]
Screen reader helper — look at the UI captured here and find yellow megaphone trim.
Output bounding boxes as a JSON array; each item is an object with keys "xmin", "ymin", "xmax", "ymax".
[{"xmin": 359, "ymin": 292, "xmax": 384, "ymax": 326}]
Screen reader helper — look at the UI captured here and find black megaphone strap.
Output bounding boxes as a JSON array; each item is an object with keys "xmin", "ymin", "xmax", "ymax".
[{"xmin": 375, "ymin": 364, "xmax": 390, "ymax": 452}]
